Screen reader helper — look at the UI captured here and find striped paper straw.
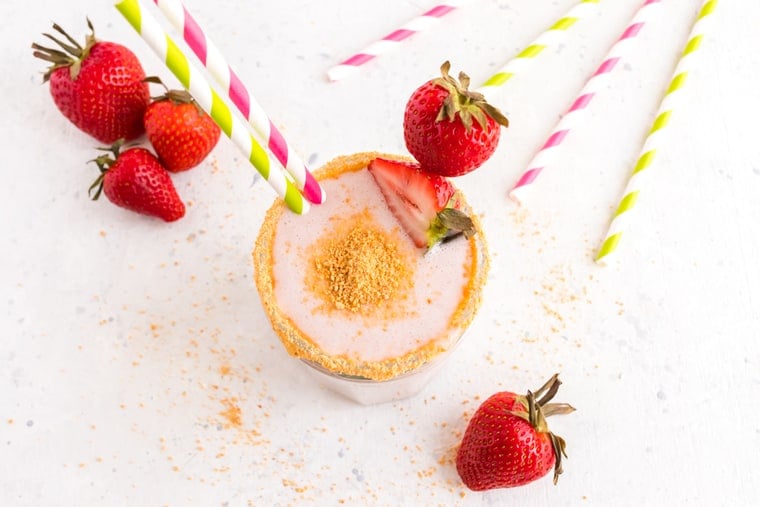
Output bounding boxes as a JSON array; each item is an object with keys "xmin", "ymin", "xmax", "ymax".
[
  {"xmin": 596, "ymin": 0, "xmax": 718, "ymax": 265},
  {"xmin": 327, "ymin": 1, "xmax": 465, "ymax": 82},
  {"xmin": 151, "ymin": 0, "xmax": 325, "ymax": 205},
  {"xmin": 115, "ymin": 0, "xmax": 308, "ymax": 214},
  {"xmin": 477, "ymin": 0, "xmax": 601, "ymax": 92},
  {"xmin": 509, "ymin": 0, "xmax": 661, "ymax": 203}
]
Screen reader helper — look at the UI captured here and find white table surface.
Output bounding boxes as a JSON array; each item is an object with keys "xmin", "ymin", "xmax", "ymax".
[{"xmin": 3, "ymin": 0, "xmax": 759, "ymax": 505}]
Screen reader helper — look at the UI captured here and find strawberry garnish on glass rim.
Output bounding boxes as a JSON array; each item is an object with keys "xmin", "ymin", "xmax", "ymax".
[{"xmin": 368, "ymin": 157, "xmax": 476, "ymax": 250}]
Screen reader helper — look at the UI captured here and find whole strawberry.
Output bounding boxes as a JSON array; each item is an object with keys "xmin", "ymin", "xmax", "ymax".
[
  {"xmin": 89, "ymin": 141, "xmax": 185, "ymax": 222},
  {"xmin": 455, "ymin": 374, "xmax": 575, "ymax": 491},
  {"xmin": 403, "ymin": 61, "xmax": 509, "ymax": 177},
  {"xmin": 32, "ymin": 19, "xmax": 149, "ymax": 143},
  {"xmin": 143, "ymin": 77, "xmax": 221, "ymax": 172}
]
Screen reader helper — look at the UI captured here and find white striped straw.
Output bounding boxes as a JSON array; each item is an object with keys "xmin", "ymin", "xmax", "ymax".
[
  {"xmin": 327, "ymin": 1, "xmax": 466, "ymax": 82},
  {"xmin": 476, "ymin": 0, "xmax": 601, "ymax": 93},
  {"xmin": 509, "ymin": 0, "xmax": 661, "ymax": 204},
  {"xmin": 151, "ymin": 0, "xmax": 325, "ymax": 205},
  {"xmin": 596, "ymin": 0, "xmax": 718, "ymax": 265},
  {"xmin": 115, "ymin": 0, "xmax": 308, "ymax": 214}
]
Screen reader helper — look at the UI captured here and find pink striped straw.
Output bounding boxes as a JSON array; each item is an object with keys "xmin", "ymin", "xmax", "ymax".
[
  {"xmin": 152, "ymin": 0, "xmax": 326, "ymax": 205},
  {"xmin": 327, "ymin": 1, "xmax": 466, "ymax": 82},
  {"xmin": 509, "ymin": 0, "xmax": 661, "ymax": 203}
]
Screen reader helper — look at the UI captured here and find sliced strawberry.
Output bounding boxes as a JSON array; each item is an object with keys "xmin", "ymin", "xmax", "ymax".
[{"xmin": 368, "ymin": 157, "xmax": 475, "ymax": 249}]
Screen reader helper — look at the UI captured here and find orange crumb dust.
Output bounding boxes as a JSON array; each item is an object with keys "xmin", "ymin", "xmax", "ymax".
[{"xmin": 219, "ymin": 398, "xmax": 243, "ymax": 428}]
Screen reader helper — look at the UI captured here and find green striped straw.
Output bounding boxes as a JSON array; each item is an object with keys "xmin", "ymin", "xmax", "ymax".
[
  {"xmin": 115, "ymin": 0, "xmax": 308, "ymax": 214},
  {"xmin": 595, "ymin": 0, "xmax": 718, "ymax": 265},
  {"xmin": 477, "ymin": 0, "xmax": 601, "ymax": 92}
]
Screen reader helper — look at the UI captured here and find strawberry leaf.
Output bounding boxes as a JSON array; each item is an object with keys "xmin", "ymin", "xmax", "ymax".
[
  {"xmin": 549, "ymin": 432, "xmax": 568, "ymax": 484},
  {"xmin": 438, "ymin": 208, "xmax": 476, "ymax": 238},
  {"xmin": 430, "ymin": 60, "xmax": 509, "ymax": 133}
]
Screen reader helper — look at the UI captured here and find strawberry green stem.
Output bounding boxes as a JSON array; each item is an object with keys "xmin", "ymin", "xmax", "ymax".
[
  {"xmin": 537, "ymin": 375, "xmax": 561, "ymax": 406},
  {"xmin": 508, "ymin": 374, "xmax": 576, "ymax": 485},
  {"xmin": 88, "ymin": 139, "xmax": 126, "ymax": 201},
  {"xmin": 432, "ymin": 60, "xmax": 509, "ymax": 132},
  {"xmin": 549, "ymin": 432, "xmax": 569, "ymax": 484},
  {"xmin": 43, "ymin": 32, "xmax": 81, "ymax": 57},
  {"xmin": 533, "ymin": 373, "xmax": 559, "ymax": 402},
  {"xmin": 32, "ymin": 18, "xmax": 97, "ymax": 81},
  {"xmin": 144, "ymin": 75, "xmax": 199, "ymax": 110}
]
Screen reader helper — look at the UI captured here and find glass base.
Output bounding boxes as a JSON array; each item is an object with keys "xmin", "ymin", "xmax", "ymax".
[{"xmin": 298, "ymin": 334, "xmax": 465, "ymax": 405}]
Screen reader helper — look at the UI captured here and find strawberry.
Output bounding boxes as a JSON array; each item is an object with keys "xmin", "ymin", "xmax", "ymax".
[
  {"xmin": 367, "ymin": 157, "xmax": 475, "ymax": 249},
  {"xmin": 89, "ymin": 141, "xmax": 185, "ymax": 222},
  {"xmin": 403, "ymin": 61, "xmax": 509, "ymax": 177},
  {"xmin": 32, "ymin": 19, "xmax": 149, "ymax": 143},
  {"xmin": 143, "ymin": 77, "xmax": 221, "ymax": 172},
  {"xmin": 456, "ymin": 374, "xmax": 576, "ymax": 491}
]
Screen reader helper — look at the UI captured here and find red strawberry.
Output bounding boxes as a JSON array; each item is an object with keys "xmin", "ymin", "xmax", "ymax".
[
  {"xmin": 403, "ymin": 61, "xmax": 509, "ymax": 177},
  {"xmin": 32, "ymin": 19, "xmax": 149, "ymax": 143},
  {"xmin": 143, "ymin": 78, "xmax": 221, "ymax": 172},
  {"xmin": 367, "ymin": 157, "xmax": 475, "ymax": 249},
  {"xmin": 89, "ymin": 141, "xmax": 185, "ymax": 222},
  {"xmin": 456, "ymin": 374, "xmax": 576, "ymax": 491}
]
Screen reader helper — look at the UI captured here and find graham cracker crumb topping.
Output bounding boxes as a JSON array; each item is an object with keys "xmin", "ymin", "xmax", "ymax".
[{"xmin": 310, "ymin": 211, "xmax": 413, "ymax": 314}]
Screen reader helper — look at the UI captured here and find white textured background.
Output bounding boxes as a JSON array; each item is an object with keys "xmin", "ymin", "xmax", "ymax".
[{"xmin": 2, "ymin": 0, "xmax": 759, "ymax": 505}]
